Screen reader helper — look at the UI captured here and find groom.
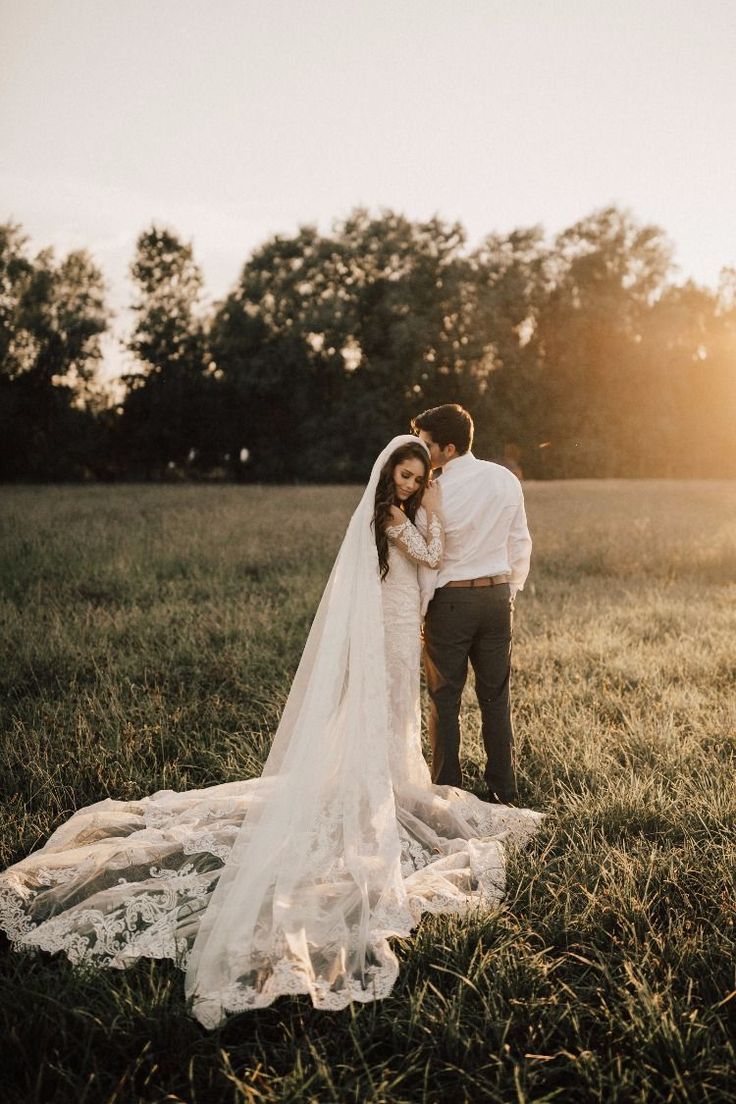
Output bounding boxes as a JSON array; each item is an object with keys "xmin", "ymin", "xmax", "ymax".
[{"xmin": 412, "ymin": 404, "xmax": 532, "ymax": 804}]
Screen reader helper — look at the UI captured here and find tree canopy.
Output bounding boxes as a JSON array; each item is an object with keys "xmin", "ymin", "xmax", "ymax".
[
  {"xmin": 1, "ymin": 207, "xmax": 734, "ymax": 481},
  {"xmin": 0, "ymin": 224, "xmax": 108, "ymax": 478}
]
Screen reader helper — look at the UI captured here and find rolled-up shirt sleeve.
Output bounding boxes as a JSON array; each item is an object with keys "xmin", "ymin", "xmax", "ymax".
[{"xmin": 508, "ymin": 488, "xmax": 532, "ymax": 596}]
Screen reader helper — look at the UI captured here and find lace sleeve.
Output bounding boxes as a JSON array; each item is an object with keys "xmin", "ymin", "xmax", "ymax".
[{"xmin": 385, "ymin": 511, "xmax": 444, "ymax": 568}]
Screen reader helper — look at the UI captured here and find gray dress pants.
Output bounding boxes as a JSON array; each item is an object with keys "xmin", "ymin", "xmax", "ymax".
[{"xmin": 423, "ymin": 583, "xmax": 516, "ymax": 798}]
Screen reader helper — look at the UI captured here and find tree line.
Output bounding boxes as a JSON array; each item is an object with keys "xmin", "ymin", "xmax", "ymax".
[{"xmin": 1, "ymin": 206, "xmax": 734, "ymax": 481}]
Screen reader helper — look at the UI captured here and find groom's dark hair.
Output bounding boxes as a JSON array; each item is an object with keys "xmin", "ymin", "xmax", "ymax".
[{"xmin": 411, "ymin": 404, "xmax": 474, "ymax": 454}]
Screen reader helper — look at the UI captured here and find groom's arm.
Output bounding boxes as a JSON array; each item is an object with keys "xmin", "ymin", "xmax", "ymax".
[{"xmin": 507, "ymin": 485, "xmax": 532, "ymax": 598}]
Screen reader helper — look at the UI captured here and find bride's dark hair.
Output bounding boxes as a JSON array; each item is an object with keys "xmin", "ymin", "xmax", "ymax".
[{"xmin": 372, "ymin": 442, "xmax": 431, "ymax": 580}]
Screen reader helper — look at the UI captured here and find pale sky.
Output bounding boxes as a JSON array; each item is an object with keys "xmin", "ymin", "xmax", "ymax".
[{"xmin": 2, "ymin": 0, "xmax": 735, "ymax": 379}]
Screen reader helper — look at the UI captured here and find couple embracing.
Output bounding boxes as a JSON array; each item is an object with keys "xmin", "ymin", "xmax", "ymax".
[{"xmin": 0, "ymin": 403, "xmax": 542, "ymax": 1027}]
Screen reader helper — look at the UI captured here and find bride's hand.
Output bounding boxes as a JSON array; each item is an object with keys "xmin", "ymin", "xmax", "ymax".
[{"xmin": 421, "ymin": 480, "xmax": 442, "ymax": 513}]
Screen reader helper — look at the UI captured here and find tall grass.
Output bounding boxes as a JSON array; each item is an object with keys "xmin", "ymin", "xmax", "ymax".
[{"xmin": 1, "ymin": 480, "xmax": 735, "ymax": 1103}]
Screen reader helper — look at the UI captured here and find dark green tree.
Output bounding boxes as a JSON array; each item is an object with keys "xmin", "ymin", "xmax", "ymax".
[
  {"xmin": 0, "ymin": 222, "xmax": 109, "ymax": 478},
  {"xmin": 468, "ymin": 226, "xmax": 550, "ymax": 471},
  {"xmin": 121, "ymin": 226, "xmax": 214, "ymax": 476},
  {"xmin": 211, "ymin": 209, "xmax": 493, "ymax": 479},
  {"xmin": 209, "ymin": 225, "xmax": 353, "ymax": 480},
  {"xmin": 338, "ymin": 210, "xmax": 485, "ymax": 460}
]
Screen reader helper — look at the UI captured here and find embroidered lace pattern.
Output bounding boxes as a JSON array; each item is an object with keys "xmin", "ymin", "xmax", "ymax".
[{"xmin": 385, "ymin": 512, "xmax": 443, "ymax": 568}]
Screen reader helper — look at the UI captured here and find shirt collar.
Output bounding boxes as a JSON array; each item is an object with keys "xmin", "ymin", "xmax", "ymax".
[{"xmin": 440, "ymin": 451, "xmax": 476, "ymax": 481}]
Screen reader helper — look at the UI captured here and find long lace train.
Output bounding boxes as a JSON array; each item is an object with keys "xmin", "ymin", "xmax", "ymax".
[{"xmin": 0, "ymin": 778, "xmax": 541, "ymax": 1021}]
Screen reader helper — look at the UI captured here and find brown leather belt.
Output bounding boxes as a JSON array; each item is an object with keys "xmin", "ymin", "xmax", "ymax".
[{"xmin": 441, "ymin": 574, "xmax": 511, "ymax": 588}]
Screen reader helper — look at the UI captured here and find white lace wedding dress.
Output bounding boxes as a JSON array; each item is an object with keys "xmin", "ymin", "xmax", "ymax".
[{"xmin": 0, "ymin": 436, "xmax": 542, "ymax": 1027}]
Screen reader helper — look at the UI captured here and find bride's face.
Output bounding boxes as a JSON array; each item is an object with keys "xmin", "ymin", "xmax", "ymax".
[{"xmin": 393, "ymin": 457, "xmax": 426, "ymax": 502}]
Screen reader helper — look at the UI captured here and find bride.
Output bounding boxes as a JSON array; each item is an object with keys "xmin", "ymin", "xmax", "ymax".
[{"xmin": 0, "ymin": 435, "xmax": 541, "ymax": 1027}]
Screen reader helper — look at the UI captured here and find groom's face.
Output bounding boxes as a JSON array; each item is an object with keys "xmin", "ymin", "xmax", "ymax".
[{"xmin": 418, "ymin": 430, "xmax": 455, "ymax": 469}]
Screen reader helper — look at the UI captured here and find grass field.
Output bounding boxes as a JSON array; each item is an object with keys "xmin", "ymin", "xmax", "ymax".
[{"xmin": 1, "ymin": 480, "xmax": 735, "ymax": 1104}]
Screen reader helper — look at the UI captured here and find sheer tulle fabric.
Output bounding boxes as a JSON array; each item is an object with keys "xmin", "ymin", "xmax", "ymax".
[{"xmin": 0, "ymin": 435, "xmax": 542, "ymax": 1026}]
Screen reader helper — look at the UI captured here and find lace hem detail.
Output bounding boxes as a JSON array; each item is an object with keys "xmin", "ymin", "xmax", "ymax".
[
  {"xmin": 188, "ymin": 864, "xmax": 512, "ymax": 1027},
  {"xmin": 192, "ymin": 953, "xmax": 401, "ymax": 1023},
  {"xmin": 0, "ymin": 862, "xmax": 217, "ymax": 967}
]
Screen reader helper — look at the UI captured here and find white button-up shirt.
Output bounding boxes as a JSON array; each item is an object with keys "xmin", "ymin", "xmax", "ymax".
[{"xmin": 419, "ymin": 451, "xmax": 532, "ymax": 611}]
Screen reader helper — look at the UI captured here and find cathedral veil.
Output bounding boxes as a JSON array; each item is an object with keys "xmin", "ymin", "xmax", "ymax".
[{"xmin": 184, "ymin": 435, "xmax": 429, "ymax": 1024}]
